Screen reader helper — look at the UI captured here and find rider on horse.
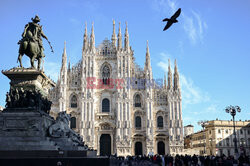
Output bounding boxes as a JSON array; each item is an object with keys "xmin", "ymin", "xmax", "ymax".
[{"xmin": 18, "ymin": 15, "xmax": 52, "ymax": 69}]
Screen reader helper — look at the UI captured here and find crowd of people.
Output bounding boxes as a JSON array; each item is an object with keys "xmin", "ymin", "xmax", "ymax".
[{"xmin": 109, "ymin": 154, "xmax": 250, "ymax": 166}]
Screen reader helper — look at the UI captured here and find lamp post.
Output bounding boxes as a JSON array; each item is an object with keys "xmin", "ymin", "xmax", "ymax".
[
  {"xmin": 225, "ymin": 105, "xmax": 241, "ymax": 158},
  {"xmin": 198, "ymin": 120, "xmax": 208, "ymax": 155}
]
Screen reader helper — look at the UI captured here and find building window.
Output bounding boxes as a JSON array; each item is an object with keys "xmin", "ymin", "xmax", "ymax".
[
  {"xmin": 70, "ymin": 95, "xmax": 77, "ymax": 108},
  {"xmin": 70, "ymin": 117, "xmax": 76, "ymax": 129},
  {"xmin": 134, "ymin": 94, "xmax": 141, "ymax": 107},
  {"xmin": 226, "ymin": 138, "xmax": 230, "ymax": 146},
  {"xmin": 102, "ymin": 98, "xmax": 110, "ymax": 112},
  {"xmin": 157, "ymin": 116, "xmax": 163, "ymax": 128},
  {"xmin": 225, "ymin": 129, "xmax": 228, "ymax": 134},
  {"xmin": 102, "ymin": 65, "xmax": 110, "ymax": 85},
  {"xmin": 219, "ymin": 142, "xmax": 222, "ymax": 146},
  {"xmin": 135, "ymin": 116, "xmax": 141, "ymax": 128},
  {"xmin": 218, "ymin": 129, "xmax": 221, "ymax": 133},
  {"xmin": 240, "ymin": 129, "xmax": 243, "ymax": 135},
  {"xmin": 209, "ymin": 130, "xmax": 211, "ymax": 134},
  {"xmin": 240, "ymin": 138, "xmax": 245, "ymax": 146}
]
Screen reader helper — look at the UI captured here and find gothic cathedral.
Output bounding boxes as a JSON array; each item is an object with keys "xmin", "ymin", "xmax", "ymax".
[{"xmin": 49, "ymin": 21, "xmax": 183, "ymax": 156}]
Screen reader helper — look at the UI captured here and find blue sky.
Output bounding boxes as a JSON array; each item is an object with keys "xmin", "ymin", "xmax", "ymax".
[{"xmin": 0, "ymin": 0, "xmax": 249, "ymax": 132}]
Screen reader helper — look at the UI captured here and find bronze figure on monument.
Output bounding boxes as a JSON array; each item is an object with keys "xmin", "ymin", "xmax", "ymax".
[{"xmin": 17, "ymin": 15, "xmax": 53, "ymax": 70}]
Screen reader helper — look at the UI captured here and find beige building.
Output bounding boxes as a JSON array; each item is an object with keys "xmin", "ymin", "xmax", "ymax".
[
  {"xmin": 184, "ymin": 130, "xmax": 206, "ymax": 155},
  {"xmin": 184, "ymin": 124, "xmax": 194, "ymax": 137},
  {"xmin": 49, "ymin": 21, "xmax": 184, "ymax": 156},
  {"xmin": 184, "ymin": 120, "xmax": 250, "ymax": 156},
  {"xmin": 206, "ymin": 120, "xmax": 250, "ymax": 156}
]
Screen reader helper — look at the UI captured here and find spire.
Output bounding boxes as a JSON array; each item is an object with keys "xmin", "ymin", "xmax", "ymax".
[
  {"xmin": 90, "ymin": 22, "xmax": 95, "ymax": 51},
  {"xmin": 68, "ymin": 57, "xmax": 71, "ymax": 71},
  {"xmin": 61, "ymin": 41, "xmax": 67, "ymax": 69},
  {"xmin": 167, "ymin": 59, "xmax": 173, "ymax": 89},
  {"xmin": 117, "ymin": 22, "xmax": 122, "ymax": 50},
  {"xmin": 111, "ymin": 19, "xmax": 117, "ymax": 48},
  {"xmin": 124, "ymin": 21, "xmax": 130, "ymax": 52},
  {"xmin": 174, "ymin": 59, "xmax": 180, "ymax": 90},
  {"xmin": 174, "ymin": 59, "xmax": 178, "ymax": 73},
  {"xmin": 164, "ymin": 72, "xmax": 167, "ymax": 89},
  {"xmin": 60, "ymin": 41, "xmax": 67, "ymax": 85},
  {"xmin": 83, "ymin": 22, "xmax": 88, "ymax": 51},
  {"xmin": 57, "ymin": 74, "xmax": 60, "ymax": 84},
  {"xmin": 144, "ymin": 40, "xmax": 151, "ymax": 69}
]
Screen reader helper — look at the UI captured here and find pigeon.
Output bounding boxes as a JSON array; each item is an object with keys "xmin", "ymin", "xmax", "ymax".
[{"xmin": 163, "ymin": 8, "xmax": 181, "ymax": 31}]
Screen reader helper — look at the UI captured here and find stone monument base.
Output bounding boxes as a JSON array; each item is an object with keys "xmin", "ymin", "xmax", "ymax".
[
  {"xmin": 0, "ymin": 109, "xmax": 56, "ymax": 151},
  {"xmin": 0, "ymin": 68, "xmax": 96, "ymax": 158}
]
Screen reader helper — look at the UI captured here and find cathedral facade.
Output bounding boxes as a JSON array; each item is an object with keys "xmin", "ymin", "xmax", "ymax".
[{"xmin": 49, "ymin": 21, "xmax": 184, "ymax": 156}]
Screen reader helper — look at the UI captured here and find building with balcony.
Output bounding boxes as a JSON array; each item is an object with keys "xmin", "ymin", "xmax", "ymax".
[{"xmin": 184, "ymin": 120, "xmax": 250, "ymax": 156}]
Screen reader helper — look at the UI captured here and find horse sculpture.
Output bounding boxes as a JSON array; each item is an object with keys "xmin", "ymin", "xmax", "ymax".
[
  {"xmin": 17, "ymin": 15, "xmax": 53, "ymax": 70},
  {"xmin": 18, "ymin": 39, "xmax": 42, "ymax": 69}
]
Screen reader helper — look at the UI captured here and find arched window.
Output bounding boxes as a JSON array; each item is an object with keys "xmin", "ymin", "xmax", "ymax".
[
  {"xmin": 135, "ymin": 116, "xmax": 141, "ymax": 128},
  {"xmin": 157, "ymin": 116, "xmax": 163, "ymax": 128},
  {"xmin": 70, "ymin": 95, "xmax": 77, "ymax": 108},
  {"xmin": 102, "ymin": 65, "xmax": 110, "ymax": 85},
  {"xmin": 134, "ymin": 94, "xmax": 141, "ymax": 107},
  {"xmin": 102, "ymin": 98, "xmax": 110, "ymax": 112},
  {"xmin": 70, "ymin": 117, "xmax": 76, "ymax": 129}
]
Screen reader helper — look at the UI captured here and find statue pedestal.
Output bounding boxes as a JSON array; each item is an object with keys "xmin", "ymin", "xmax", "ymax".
[
  {"xmin": 0, "ymin": 110, "xmax": 56, "ymax": 150},
  {"xmin": 2, "ymin": 68, "xmax": 55, "ymax": 113},
  {"xmin": 0, "ymin": 67, "xmax": 96, "ymax": 157},
  {"xmin": 2, "ymin": 67, "xmax": 55, "ymax": 97}
]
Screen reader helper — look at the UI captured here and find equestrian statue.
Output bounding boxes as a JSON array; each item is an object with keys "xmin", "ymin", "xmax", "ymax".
[{"xmin": 17, "ymin": 15, "xmax": 53, "ymax": 70}]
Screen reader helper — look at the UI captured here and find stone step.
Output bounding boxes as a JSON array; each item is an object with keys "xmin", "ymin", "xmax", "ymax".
[
  {"xmin": 0, "ymin": 145, "xmax": 58, "ymax": 151},
  {"xmin": 0, "ymin": 136, "xmax": 51, "ymax": 141},
  {"xmin": 3, "ymin": 141, "xmax": 56, "ymax": 146}
]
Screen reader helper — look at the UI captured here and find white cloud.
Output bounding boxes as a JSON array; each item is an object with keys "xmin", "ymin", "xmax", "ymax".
[
  {"xmin": 157, "ymin": 52, "xmax": 210, "ymax": 107},
  {"xmin": 204, "ymin": 104, "xmax": 219, "ymax": 114},
  {"xmin": 182, "ymin": 13, "xmax": 196, "ymax": 44},
  {"xmin": 157, "ymin": 52, "xmax": 173, "ymax": 72},
  {"xmin": 167, "ymin": 0, "xmax": 177, "ymax": 13},
  {"xmin": 182, "ymin": 11, "xmax": 207, "ymax": 44},
  {"xmin": 180, "ymin": 74, "xmax": 210, "ymax": 106},
  {"xmin": 152, "ymin": 0, "xmax": 208, "ymax": 44},
  {"xmin": 152, "ymin": 0, "xmax": 178, "ymax": 15}
]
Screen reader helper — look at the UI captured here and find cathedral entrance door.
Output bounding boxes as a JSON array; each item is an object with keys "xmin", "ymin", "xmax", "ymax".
[
  {"xmin": 100, "ymin": 134, "xmax": 111, "ymax": 156},
  {"xmin": 157, "ymin": 141, "xmax": 165, "ymax": 155},
  {"xmin": 135, "ymin": 142, "xmax": 143, "ymax": 155}
]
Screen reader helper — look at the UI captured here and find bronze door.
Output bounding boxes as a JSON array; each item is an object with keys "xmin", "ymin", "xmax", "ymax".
[
  {"xmin": 135, "ymin": 142, "xmax": 143, "ymax": 155},
  {"xmin": 100, "ymin": 134, "xmax": 111, "ymax": 156},
  {"xmin": 157, "ymin": 141, "xmax": 165, "ymax": 155}
]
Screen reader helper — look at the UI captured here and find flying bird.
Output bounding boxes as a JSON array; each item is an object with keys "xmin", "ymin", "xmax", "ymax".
[{"xmin": 163, "ymin": 8, "xmax": 181, "ymax": 31}]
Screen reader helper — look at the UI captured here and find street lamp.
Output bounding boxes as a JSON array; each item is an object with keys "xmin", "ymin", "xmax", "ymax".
[
  {"xmin": 198, "ymin": 120, "xmax": 208, "ymax": 155},
  {"xmin": 225, "ymin": 105, "xmax": 241, "ymax": 158}
]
